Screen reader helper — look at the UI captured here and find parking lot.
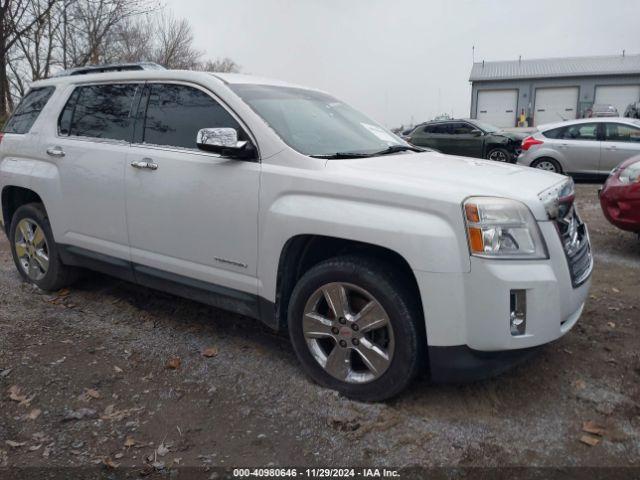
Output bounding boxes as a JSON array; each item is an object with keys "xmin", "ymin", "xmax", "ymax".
[{"xmin": 0, "ymin": 183, "xmax": 638, "ymax": 471}]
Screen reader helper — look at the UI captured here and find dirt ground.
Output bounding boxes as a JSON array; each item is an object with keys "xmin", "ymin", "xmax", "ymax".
[{"xmin": 0, "ymin": 183, "xmax": 639, "ymax": 475}]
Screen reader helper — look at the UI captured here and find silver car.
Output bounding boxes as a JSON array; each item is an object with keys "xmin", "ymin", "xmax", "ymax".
[{"xmin": 517, "ymin": 118, "xmax": 640, "ymax": 177}]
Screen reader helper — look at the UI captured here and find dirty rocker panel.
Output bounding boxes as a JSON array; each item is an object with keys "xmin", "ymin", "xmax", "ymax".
[{"xmin": 57, "ymin": 244, "xmax": 277, "ymax": 329}]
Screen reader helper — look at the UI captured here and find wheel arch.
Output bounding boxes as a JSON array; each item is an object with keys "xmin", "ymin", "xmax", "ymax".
[
  {"xmin": 1, "ymin": 186, "xmax": 44, "ymax": 236},
  {"xmin": 272, "ymin": 234, "xmax": 424, "ymax": 333}
]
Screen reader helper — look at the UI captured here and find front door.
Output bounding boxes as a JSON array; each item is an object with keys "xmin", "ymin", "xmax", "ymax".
[
  {"xmin": 446, "ymin": 122, "xmax": 483, "ymax": 157},
  {"xmin": 125, "ymin": 82, "xmax": 260, "ymax": 300},
  {"xmin": 601, "ymin": 122, "xmax": 640, "ymax": 173}
]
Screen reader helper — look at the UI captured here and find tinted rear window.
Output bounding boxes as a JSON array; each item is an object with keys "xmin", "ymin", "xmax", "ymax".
[
  {"xmin": 4, "ymin": 87, "xmax": 55, "ymax": 134},
  {"xmin": 59, "ymin": 84, "xmax": 138, "ymax": 141}
]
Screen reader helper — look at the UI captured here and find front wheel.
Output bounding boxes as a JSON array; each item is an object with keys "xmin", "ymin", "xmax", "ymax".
[
  {"xmin": 486, "ymin": 147, "xmax": 511, "ymax": 162},
  {"xmin": 288, "ymin": 255, "xmax": 424, "ymax": 401}
]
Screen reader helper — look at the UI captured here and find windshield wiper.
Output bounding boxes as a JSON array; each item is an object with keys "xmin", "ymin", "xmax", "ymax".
[
  {"xmin": 311, "ymin": 145, "xmax": 424, "ymax": 159},
  {"xmin": 372, "ymin": 145, "xmax": 425, "ymax": 156},
  {"xmin": 310, "ymin": 151, "xmax": 377, "ymax": 159}
]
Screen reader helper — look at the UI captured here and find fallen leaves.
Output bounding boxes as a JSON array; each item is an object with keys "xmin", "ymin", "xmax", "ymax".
[
  {"xmin": 201, "ymin": 347, "xmax": 218, "ymax": 358},
  {"xmin": 8, "ymin": 385, "xmax": 27, "ymax": 402},
  {"xmin": 101, "ymin": 404, "xmax": 144, "ymax": 422},
  {"xmin": 165, "ymin": 357, "xmax": 181, "ymax": 370},
  {"xmin": 80, "ymin": 388, "xmax": 101, "ymax": 401},
  {"xmin": 27, "ymin": 409, "xmax": 42, "ymax": 420},
  {"xmin": 580, "ymin": 435, "xmax": 600, "ymax": 447},
  {"xmin": 583, "ymin": 420, "xmax": 607, "ymax": 437},
  {"xmin": 7, "ymin": 385, "xmax": 34, "ymax": 406},
  {"xmin": 580, "ymin": 420, "xmax": 608, "ymax": 447},
  {"xmin": 5, "ymin": 440, "xmax": 26, "ymax": 448},
  {"xmin": 114, "ymin": 366, "xmax": 123, "ymax": 373},
  {"xmin": 156, "ymin": 443, "xmax": 170, "ymax": 457},
  {"xmin": 103, "ymin": 457, "xmax": 119, "ymax": 469},
  {"xmin": 124, "ymin": 437, "xmax": 136, "ymax": 448}
]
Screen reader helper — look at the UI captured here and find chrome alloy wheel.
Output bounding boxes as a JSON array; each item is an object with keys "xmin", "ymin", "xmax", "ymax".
[
  {"xmin": 14, "ymin": 218, "xmax": 50, "ymax": 281},
  {"xmin": 302, "ymin": 282, "xmax": 395, "ymax": 384},
  {"xmin": 535, "ymin": 160, "xmax": 558, "ymax": 172},
  {"xmin": 488, "ymin": 150, "xmax": 509, "ymax": 162}
]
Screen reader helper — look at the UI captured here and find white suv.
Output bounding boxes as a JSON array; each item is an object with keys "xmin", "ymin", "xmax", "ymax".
[{"xmin": 0, "ymin": 65, "xmax": 592, "ymax": 400}]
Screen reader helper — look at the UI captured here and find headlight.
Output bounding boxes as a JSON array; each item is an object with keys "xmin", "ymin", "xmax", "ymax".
[
  {"xmin": 619, "ymin": 161, "xmax": 640, "ymax": 184},
  {"xmin": 463, "ymin": 197, "xmax": 548, "ymax": 259}
]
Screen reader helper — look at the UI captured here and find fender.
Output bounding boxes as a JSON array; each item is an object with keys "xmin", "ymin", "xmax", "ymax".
[{"xmin": 258, "ymin": 191, "xmax": 471, "ymax": 304}]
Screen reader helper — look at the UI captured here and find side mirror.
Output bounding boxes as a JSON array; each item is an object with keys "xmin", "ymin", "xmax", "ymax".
[
  {"xmin": 196, "ymin": 128, "xmax": 250, "ymax": 157},
  {"xmin": 471, "ymin": 129, "xmax": 483, "ymax": 137}
]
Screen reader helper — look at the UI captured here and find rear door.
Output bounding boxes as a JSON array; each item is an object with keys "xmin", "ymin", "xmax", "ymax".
[
  {"xmin": 601, "ymin": 122, "xmax": 640, "ymax": 172},
  {"xmin": 125, "ymin": 82, "xmax": 260, "ymax": 298},
  {"xmin": 46, "ymin": 83, "xmax": 139, "ymax": 260},
  {"xmin": 410, "ymin": 123, "xmax": 444, "ymax": 150}
]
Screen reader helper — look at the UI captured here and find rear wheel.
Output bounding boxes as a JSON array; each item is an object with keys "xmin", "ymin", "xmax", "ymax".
[
  {"xmin": 486, "ymin": 147, "xmax": 511, "ymax": 163},
  {"xmin": 532, "ymin": 157, "xmax": 562, "ymax": 173},
  {"xmin": 9, "ymin": 203, "xmax": 79, "ymax": 291},
  {"xmin": 288, "ymin": 255, "xmax": 424, "ymax": 401}
]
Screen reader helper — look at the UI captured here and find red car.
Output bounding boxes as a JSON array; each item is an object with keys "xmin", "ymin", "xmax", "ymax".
[{"xmin": 599, "ymin": 155, "xmax": 640, "ymax": 233}]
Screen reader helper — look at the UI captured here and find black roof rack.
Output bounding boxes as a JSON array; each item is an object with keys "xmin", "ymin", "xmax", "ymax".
[{"xmin": 54, "ymin": 62, "xmax": 165, "ymax": 77}]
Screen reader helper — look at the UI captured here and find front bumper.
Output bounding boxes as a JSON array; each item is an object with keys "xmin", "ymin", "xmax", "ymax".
[
  {"xmin": 429, "ymin": 344, "xmax": 541, "ymax": 383},
  {"xmin": 414, "ymin": 221, "xmax": 591, "ymax": 355}
]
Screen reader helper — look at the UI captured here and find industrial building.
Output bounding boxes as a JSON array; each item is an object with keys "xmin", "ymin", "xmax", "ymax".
[{"xmin": 469, "ymin": 53, "xmax": 640, "ymax": 127}]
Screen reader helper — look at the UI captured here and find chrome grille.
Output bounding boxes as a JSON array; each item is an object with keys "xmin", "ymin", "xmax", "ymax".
[{"xmin": 556, "ymin": 205, "xmax": 592, "ymax": 288}]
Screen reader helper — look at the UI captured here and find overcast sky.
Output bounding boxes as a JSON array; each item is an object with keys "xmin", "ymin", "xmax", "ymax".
[{"xmin": 166, "ymin": 0, "xmax": 639, "ymax": 128}]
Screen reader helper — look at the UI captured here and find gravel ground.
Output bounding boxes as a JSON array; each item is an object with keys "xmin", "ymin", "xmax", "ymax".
[{"xmin": 0, "ymin": 183, "xmax": 639, "ymax": 474}]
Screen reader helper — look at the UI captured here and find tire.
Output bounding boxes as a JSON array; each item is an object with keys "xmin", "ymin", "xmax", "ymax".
[
  {"xmin": 9, "ymin": 203, "xmax": 79, "ymax": 291},
  {"xmin": 486, "ymin": 147, "xmax": 511, "ymax": 163},
  {"xmin": 288, "ymin": 255, "xmax": 425, "ymax": 401},
  {"xmin": 531, "ymin": 157, "xmax": 562, "ymax": 174}
]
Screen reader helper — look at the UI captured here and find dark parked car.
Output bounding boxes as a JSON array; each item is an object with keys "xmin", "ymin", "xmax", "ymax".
[{"xmin": 408, "ymin": 119, "xmax": 526, "ymax": 162}]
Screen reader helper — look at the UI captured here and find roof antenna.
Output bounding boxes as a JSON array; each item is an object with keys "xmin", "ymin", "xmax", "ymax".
[
  {"xmin": 482, "ymin": 60, "xmax": 485, "ymax": 69},
  {"xmin": 622, "ymin": 49, "xmax": 626, "ymax": 57},
  {"xmin": 518, "ymin": 55, "xmax": 522, "ymax": 63},
  {"xmin": 472, "ymin": 45, "xmax": 475, "ymax": 63}
]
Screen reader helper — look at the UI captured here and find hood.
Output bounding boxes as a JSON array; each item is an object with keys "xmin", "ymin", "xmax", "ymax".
[
  {"xmin": 495, "ymin": 130, "xmax": 528, "ymax": 142},
  {"xmin": 325, "ymin": 151, "xmax": 566, "ymax": 220}
]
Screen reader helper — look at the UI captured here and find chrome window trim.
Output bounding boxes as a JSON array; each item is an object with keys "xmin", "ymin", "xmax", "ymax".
[{"xmin": 53, "ymin": 79, "xmax": 260, "ymax": 161}]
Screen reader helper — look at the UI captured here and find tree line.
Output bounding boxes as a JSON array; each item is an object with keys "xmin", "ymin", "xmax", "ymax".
[{"xmin": 0, "ymin": 0, "xmax": 240, "ymax": 117}]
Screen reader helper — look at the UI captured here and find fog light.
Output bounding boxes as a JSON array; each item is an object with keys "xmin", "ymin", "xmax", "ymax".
[{"xmin": 510, "ymin": 290, "xmax": 526, "ymax": 336}]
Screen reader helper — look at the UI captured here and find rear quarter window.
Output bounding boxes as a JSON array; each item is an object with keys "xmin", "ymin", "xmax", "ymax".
[
  {"xmin": 541, "ymin": 126, "xmax": 565, "ymax": 139},
  {"xmin": 3, "ymin": 87, "xmax": 55, "ymax": 134}
]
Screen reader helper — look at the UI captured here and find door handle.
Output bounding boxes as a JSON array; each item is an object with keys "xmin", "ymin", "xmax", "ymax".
[
  {"xmin": 46, "ymin": 146, "xmax": 65, "ymax": 158},
  {"xmin": 130, "ymin": 159, "xmax": 158, "ymax": 170},
  {"xmin": 605, "ymin": 146, "xmax": 617, "ymax": 151}
]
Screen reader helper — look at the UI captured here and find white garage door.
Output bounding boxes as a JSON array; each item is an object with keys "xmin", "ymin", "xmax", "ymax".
[
  {"xmin": 595, "ymin": 85, "xmax": 640, "ymax": 116},
  {"xmin": 476, "ymin": 90, "xmax": 518, "ymax": 128},
  {"xmin": 534, "ymin": 87, "xmax": 579, "ymax": 126}
]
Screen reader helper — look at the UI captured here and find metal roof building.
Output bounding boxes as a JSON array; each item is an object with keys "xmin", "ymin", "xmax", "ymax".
[{"xmin": 469, "ymin": 53, "xmax": 640, "ymax": 127}]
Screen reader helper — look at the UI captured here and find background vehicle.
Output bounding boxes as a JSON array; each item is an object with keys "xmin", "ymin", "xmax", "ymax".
[
  {"xmin": 599, "ymin": 155, "xmax": 640, "ymax": 233},
  {"xmin": 517, "ymin": 118, "xmax": 640, "ymax": 177},
  {"xmin": 586, "ymin": 103, "xmax": 619, "ymax": 118},
  {"xmin": 408, "ymin": 119, "xmax": 525, "ymax": 162},
  {"xmin": 1, "ymin": 67, "xmax": 591, "ymax": 401}
]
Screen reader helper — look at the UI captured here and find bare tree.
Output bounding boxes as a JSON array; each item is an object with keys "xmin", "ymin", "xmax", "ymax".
[
  {"xmin": 0, "ymin": 0, "xmax": 60, "ymax": 116},
  {"xmin": 199, "ymin": 57, "xmax": 240, "ymax": 73},
  {"xmin": 148, "ymin": 12, "xmax": 201, "ymax": 69}
]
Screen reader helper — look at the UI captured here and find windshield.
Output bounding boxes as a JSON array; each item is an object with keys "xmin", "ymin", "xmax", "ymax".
[
  {"xmin": 469, "ymin": 120, "xmax": 500, "ymax": 133},
  {"xmin": 230, "ymin": 84, "xmax": 406, "ymax": 157}
]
